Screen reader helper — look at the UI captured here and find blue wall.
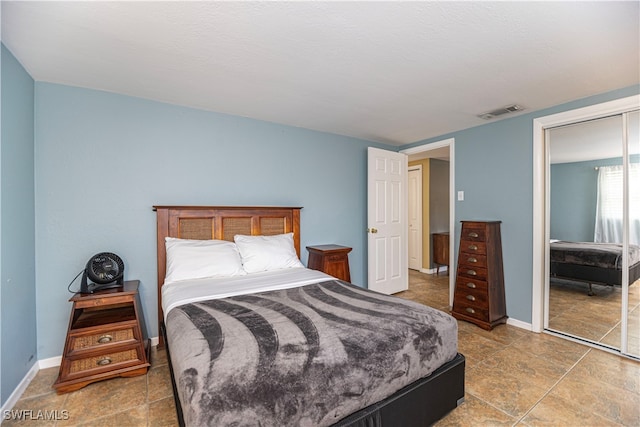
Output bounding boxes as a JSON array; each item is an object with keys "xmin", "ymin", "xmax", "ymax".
[
  {"xmin": 550, "ymin": 160, "xmax": 600, "ymax": 242},
  {"xmin": 1, "ymin": 39, "xmax": 638, "ymax": 381},
  {"xmin": 401, "ymin": 85, "xmax": 640, "ymax": 324},
  {"xmin": 550, "ymin": 155, "xmax": 639, "ymax": 242},
  {"xmin": 1, "ymin": 45, "xmax": 36, "ymax": 405},
  {"xmin": 34, "ymin": 83, "xmax": 392, "ymax": 358}
]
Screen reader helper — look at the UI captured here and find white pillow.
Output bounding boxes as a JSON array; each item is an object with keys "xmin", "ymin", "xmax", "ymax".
[
  {"xmin": 164, "ymin": 237, "xmax": 246, "ymax": 283},
  {"xmin": 234, "ymin": 233, "xmax": 304, "ymax": 274}
]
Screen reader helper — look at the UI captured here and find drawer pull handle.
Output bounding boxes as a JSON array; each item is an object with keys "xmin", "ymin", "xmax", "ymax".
[
  {"xmin": 97, "ymin": 335, "xmax": 113, "ymax": 344},
  {"xmin": 465, "ymin": 307, "xmax": 476, "ymax": 314},
  {"xmin": 467, "ymin": 270, "xmax": 477, "ymax": 276},
  {"xmin": 468, "ymin": 232, "xmax": 479, "ymax": 238},
  {"xmin": 468, "ymin": 257, "xmax": 478, "ymax": 263},
  {"xmin": 466, "ymin": 295, "xmax": 476, "ymax": 301},
  {"xmin": 468, "ymin": 244, "xmax": 478, "ymax": 251},
  {"xmin": 96, "ymin": 357, "xmax": 112, "ymax": 366},
  {"xmin": 466, "ymin": 282, "xmax": 476, "ymax": 289}
]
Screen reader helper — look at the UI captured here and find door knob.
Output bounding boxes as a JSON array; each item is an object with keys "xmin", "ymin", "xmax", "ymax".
[{"xmin": 367, "ymin": 228, "xmax": 378, "ymax": 234}]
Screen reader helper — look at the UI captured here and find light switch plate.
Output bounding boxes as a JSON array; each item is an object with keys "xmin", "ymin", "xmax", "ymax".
[{"xmin": 458, "ymin": 191, "xmax": 464, "ymax": 201}]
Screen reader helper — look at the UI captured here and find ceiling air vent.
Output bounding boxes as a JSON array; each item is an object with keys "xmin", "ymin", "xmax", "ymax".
[{"xmin": 477, "ymin": 104, "xmax": 525, "ymax": 120}]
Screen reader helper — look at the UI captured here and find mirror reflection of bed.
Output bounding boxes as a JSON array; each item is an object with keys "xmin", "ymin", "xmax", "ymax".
[{"xmin": 547, "ymin": 111, "xmax": 640, "ymax": 357}]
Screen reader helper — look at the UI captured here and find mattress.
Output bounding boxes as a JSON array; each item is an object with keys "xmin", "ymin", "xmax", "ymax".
[
  {"xmin": 163, "ymin": 269, "xmax": 458, "ymax": 427},
  {"xmin": 550, "ymin": 241, "xmax": 640, "ymax": 270}
]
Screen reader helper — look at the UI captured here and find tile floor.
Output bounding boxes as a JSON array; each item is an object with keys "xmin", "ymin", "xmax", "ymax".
[
  {"xmin": 548, "ymin": 277, "xmax": 640, "ymax": 354},
  {"xmin": 5, "ymin": 271, "xmax": 640, "ymax": 426},
  {"xmin": 402, "ymin": 270, "xmax": 640, "ymax": 427}
]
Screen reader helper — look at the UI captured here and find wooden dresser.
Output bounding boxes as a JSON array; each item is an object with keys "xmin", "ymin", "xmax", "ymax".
[
  {"xmin": 451, "ymin": 221, "xmax": 507, "ymax": 330},
  {"xmin": 53, "ymin": 280, "xmax": 150, "ymax": 393},
  {"xmin": 432, "ymin": 232, "xmax": 450, "ymax": 275},
  {"xmin": 307, "ymin": 245, "xmax": 352, "ymax": 282}
]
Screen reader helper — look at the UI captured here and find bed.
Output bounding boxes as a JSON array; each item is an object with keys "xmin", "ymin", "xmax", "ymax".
[
  {"xmin": 154, "ymin": 205, "xmax": 465, "ymax": 427},
  {"xmin": 550, "ymin": 240, "xmax": 640, "ymax": 295}
]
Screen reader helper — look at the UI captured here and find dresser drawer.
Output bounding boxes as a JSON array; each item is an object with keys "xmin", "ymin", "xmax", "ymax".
[
  {"xmin": 459, "ymin": 240, "xmax": 487, "ymax": 255},
  {"xmin": 454, "ymin": 286, "xmax": 488, "ymax": 307},
  {"xmin": 458, "ymin": 253, "xmax": 486, "ymax": 267},
  {"xmin": 67, "ymin": 348, "xmax": 142, "ymax": 377},
  {"xmin": 461, "ymin": 226, "xmax": 486, "ymax": 242},
  {"xmin": 452, "ymin": 300, "xmax": 489, "ymax": 322},
  {"xmin": 457, "ymin": 265, "xmax": 488, "ymax": 281},
  {"xmin": 69, "ymin": 326, "xmax": 136, "ymax": 352},
  {"xmin": 456, "ymin": 276, "xmax": 488, "ymax": 293}
]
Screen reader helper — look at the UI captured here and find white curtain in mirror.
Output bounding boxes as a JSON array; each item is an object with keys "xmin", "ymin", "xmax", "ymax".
[{"xmin": 594, "ymin": 164, "xmax": 640, "ymax": 245}]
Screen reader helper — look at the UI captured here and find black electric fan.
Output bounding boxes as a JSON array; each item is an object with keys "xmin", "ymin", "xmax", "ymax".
[{"xmin": 80, "ymin": 252, "xmax": 125, "ymax": 294}]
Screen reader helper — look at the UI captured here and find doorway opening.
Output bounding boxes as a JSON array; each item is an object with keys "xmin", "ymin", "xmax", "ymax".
[{"xmin": 401, "ymin": 138, "xmax": 456, "ymax": 306}]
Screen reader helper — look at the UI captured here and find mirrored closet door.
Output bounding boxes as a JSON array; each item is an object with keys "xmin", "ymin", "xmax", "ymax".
[
  {"xmin": 624, "ymin": 110, "xmax": 639, "ymax": 357},
  {"xmin": 546, "ymin": 109, "xmax": 639, "ymax": 358}
]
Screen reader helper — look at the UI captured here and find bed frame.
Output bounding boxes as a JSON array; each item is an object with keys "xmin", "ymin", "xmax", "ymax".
[
  {"xmin": 550, "ymin": 254, "xmax": 640, "ymax": 296},
  {"xmin": 154, "ymin": 205, "xmax": 465, "ymax": 427},
  {"xmin": 154, "ymin": 205, "xmax": 302, "ymax": 346}
]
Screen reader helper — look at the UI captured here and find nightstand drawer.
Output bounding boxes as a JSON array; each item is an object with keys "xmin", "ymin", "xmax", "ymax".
[
  {"xmin": 68, "ymin": 348, "xmax": 141, "ymax": 376},
  {"xmin": 69, "ymin": 326, "xmax": 136, "ymax": 351},
  {"xmin": 74, "ymin": 295, "xmax": 133, "ymax": 309}
]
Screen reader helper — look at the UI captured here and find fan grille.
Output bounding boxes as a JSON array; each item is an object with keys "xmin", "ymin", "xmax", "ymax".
[{"xmin": 87, "ymin": 253, "xmax": 124, "ymax": 284}]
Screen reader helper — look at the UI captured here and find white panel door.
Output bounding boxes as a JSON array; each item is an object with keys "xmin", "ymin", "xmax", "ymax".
[
  {"xmin": 408, "ymin": 167, "xmax": 422, "ymax": 270},
  {"xmin": 367, "ymin": 147, "xmax": 408, "ymax": 294}
]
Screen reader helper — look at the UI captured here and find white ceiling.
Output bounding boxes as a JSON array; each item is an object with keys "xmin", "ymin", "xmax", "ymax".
[
  {"xmin": 2, "ymin": 1, "xmax": 639, "ymax": 146},
  {"xmin": 549, "ymin": 110, "xmax": 640, "ymax": 164}
]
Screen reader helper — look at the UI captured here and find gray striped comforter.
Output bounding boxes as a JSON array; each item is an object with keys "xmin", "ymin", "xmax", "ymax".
[
  {"xmin": 550, "ymin": 241, "xmax": 640, "ymax": 269},
  {"xmin": 165, "ymin": 279, "xmax": 458, "ymax": 427}
]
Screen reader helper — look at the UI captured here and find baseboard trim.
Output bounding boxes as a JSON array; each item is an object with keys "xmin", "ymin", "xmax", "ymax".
[
  {"xmin": 507, "ymin": 317, "xmax": 533, "ymax": 331},
  {"xmin": 38, "ymin": 356, "xmax": 62, "ymax": 369},
  {"xmin": 1, "ymin": 336, "xmax": 161, "ymax": 417},
  {"xmin": 0, "ymin": 362, "xmax": 39, "ymax": 420},
  {"xmin": 414, "ymin": 266, "xmax": 448, "ymax": 275}
]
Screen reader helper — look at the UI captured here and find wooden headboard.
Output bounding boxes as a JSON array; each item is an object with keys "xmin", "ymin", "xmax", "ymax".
[{"xmin": 153, "ymin": 205, "xmax": 302, "ymax": 346}]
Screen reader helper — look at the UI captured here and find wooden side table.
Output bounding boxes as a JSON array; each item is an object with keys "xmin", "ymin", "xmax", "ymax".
[
  {"xmin": 53, "ymin": 280, "xmax": 150, "ymax": 394},
  {"xmin": 307, "ymin": 245, "xmax": 352, "ymax": 282},
  {"xmin": 432, "ymin": 232, "xmax": 450, "ymax": 275}
]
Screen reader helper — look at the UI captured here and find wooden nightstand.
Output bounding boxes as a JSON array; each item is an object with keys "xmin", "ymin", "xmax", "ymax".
[
  {"xmin": 53, "ymin": 280, "xmax": 150, "ymax": 394},
  {"xmin": 307, "ymin": 245, "xmax": 352, "ymax": 282}
]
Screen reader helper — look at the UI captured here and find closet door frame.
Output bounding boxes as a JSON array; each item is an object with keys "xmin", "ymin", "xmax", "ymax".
[{"xmin": 532, "ymin": 95, "xmax": 639, "ymax": 356}]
